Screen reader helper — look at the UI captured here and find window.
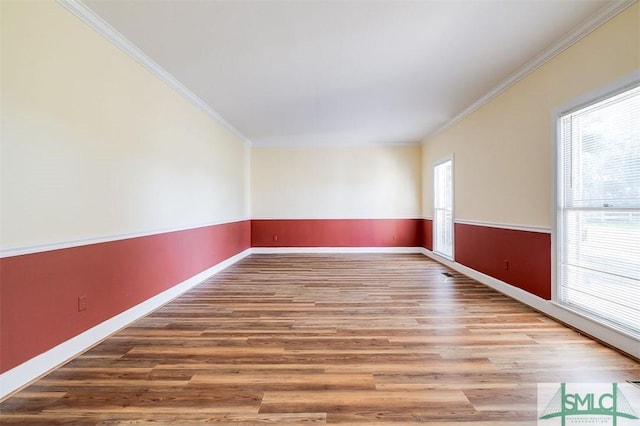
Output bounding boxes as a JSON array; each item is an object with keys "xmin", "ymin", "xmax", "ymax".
[
  {"xmin": 434, "ymin": 157, "xmax": 453, "ymax": 259},
  {"xmin": 556, "ymin": 83, "xmax": 639, "ymax": 338}
]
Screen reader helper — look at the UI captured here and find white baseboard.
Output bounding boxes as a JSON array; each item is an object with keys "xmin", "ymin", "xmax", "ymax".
[
  {"xmin": 0, "ymin": 248, "xmax": 252, "ymax": 400},
  {"xmin": 420, "ymin": 248, "xmax": 639, "ymax": 359},
  {"xmin": 250, "ymin": 247, "xmax": 423, "ymax": 254},
  {"xmin": 3, "ymin": 246, "xmax": 636, "ymax": 400}
]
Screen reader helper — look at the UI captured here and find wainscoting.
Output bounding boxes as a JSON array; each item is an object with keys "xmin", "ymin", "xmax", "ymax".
[
  {"xmin": 0, "ymin": 220, "xmax": 250, "ymax": 375},
  {"xmin": 454, "ymin": 222, "xmax": 551, "ymax": 299},
  {"xmin": 251, "ymin": 218, "xmax": 422, "ymax": 248},
  {"xmin": 5, "ymin": 218, "xmax": 636, "ymax": 401}
]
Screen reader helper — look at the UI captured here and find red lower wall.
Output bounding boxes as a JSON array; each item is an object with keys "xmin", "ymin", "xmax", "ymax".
[
  {"xmin": 454, "ymin": 223, "xmax": 551, "ymax": 299},
  {"xmin": 421, "ymin": 218, "xmax": 433, "ymax": 251},
  {"xmin": 1, "ymin": 217, "xmax": 551, "ymax": 375},
  {"xmin": 251, "ymin": 219, "xmax": 422, "ymax": 247},
  {"xmin": 0, "ymin": 220, "xmax": 250, "ymax": 373}
]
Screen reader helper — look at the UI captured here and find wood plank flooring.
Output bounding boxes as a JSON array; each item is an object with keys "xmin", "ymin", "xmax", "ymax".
[{"xmin": 1, "ymin": 253, "xmax": 638, "ymax": 424}]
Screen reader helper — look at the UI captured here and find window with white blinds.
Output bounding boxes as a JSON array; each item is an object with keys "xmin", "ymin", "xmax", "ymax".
[
  {"xmin": 557, "ymin": 84, "xmax": 640, "ymax": 339},
  {"xmin": 434, "ymin": 157, "xmax": 453, "ymax": 259}
]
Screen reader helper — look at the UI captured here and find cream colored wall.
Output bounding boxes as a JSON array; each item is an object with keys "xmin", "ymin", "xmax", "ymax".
[
  {"xmin": 422, "ymin": 3, "xmax": 639, "ymax": 228},
  {"xmin": 1, "ymin": 1, "xmax": 250, "ymax": 251},
  {"xmin": 252, "ymin": 145, "xmax": 421, "ymax": 219}
]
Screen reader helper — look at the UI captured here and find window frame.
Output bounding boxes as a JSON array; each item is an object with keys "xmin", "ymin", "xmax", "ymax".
[{"xmin": 551, "ymin": 72, "xmax": 640, "ymax": 337}]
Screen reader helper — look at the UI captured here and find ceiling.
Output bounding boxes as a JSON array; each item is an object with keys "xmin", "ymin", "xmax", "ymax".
[{"xmin": 82, "ymin": 0, "xmax": 618, "ymax": 146}]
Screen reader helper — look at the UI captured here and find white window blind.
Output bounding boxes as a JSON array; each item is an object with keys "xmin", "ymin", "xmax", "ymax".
[
  {"xmin": 434, "ymin": 158, "xmax": 453, "ymax": 258},
  {"xmin": 557, "ymin": 85, "xmax": 640, "ymax": 338}
]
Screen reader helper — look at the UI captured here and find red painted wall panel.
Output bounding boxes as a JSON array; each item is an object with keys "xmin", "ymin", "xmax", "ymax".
[
  {"xmin": 251, "ymin": 219, "xmax": 422, "ymax": 248},
  {"xmin": 421, "ymin": 219, "xmax": 433, "ymax": 251},
  {"xmin": 0, "ymin": 220, "xmax": 250, "ymax": 373},
  {"xmin": 454, "ymin": 223, "xmax": 551, "ymax": 299},
  {"xmin": 1, "ymin": 217, "xmax": 552, "ymax": 375}
]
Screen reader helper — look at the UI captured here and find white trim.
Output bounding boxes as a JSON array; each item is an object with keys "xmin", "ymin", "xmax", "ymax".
[
  {"xmin": 555, "ymin": 70, "xmax": 640, "ymax": 117},
  {"xmin": 0, "ymin": 218, "xmax": 250, "ymax": 258},
  {"xmin": 551, "ymin": 105, "xmax": 562, "ymax": 303},
  {"xmin": 420, "ymin": 248, "xmax": 639, "ymax": 360},
  {"xmin": 433, "ymin": 155, "xmax": 454, "ymax": 259},
  {"xmin": 251, "ymin": 247, "xmax": 423, "ymax": 255},
  {"xmin": 2, "ymin": 247, "xmax": 637, "ymax": 400},
  {"xmin": 454, "ymin": 219, "xmax": 552, "ymax": 234},
  {"xmin": 432, "ymin": 154, "xmax": 454, "ymax": 168},
  {"xmin": 55, "ymin": 0, "xmax": 251, "ymax": 147},
  {"xmin": 424, "ymin": 0, "xmax": 636, "ymax": 142},
  {"xmin": 548, "ymin": 301, "xmax": 640, "ymax": 343},
  {"xmin": 0, "ymin": 248, "xmax": 252, "ymax": 400},
  {"xmin": 251, "ymin": 139, "xmax": 422, "ymax": 148}
]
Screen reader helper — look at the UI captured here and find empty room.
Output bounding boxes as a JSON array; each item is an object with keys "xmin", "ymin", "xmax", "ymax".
[{"xmin": 1, "ymin": 0, "xmax": 639, "ymax": 424}]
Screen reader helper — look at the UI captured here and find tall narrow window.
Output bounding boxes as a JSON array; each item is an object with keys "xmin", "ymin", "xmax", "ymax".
[
  {"xmin": 434, "ymin": 157, "xmax": 453, "ymax": 259},
  {"xmin": 557, "ymin": 84, "xmax": 639, "ymax": 338}
]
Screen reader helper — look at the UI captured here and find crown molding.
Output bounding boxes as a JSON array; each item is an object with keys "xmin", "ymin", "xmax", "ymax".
[
  {"xmin": 424, "ymin": 0, "xmax": 637, "ymax": 143},
  {"xmin": 57, "ymin": 0, "xmax": 635, "ymax": 149},
  {"xmin": 251, "ymin": 139, "xmax": 422, "ymax": 148},
  {"xmin": 56, "ymin": 0, "xmax": 252, "ymax": 146}
]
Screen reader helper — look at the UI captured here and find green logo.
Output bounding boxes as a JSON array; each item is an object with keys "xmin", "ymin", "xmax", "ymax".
[{"xmin": 539, "ymin": 383, "xmax": 639, "ymax": 425}]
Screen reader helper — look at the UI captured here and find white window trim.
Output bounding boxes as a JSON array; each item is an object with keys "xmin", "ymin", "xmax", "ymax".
[
  {"xmin": 433, "ymin": 154, "xmax": 455, "ymax": 261},
  {"xmin": 551, "ymin": 70, "xmax": 640, "ymax": 337}
]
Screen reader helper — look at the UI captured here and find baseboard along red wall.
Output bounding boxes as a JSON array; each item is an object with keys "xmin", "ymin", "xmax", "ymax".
[
  {"xmin": 0, "ymin": 220, "xmax": 250, "ymax": 373},
  {"xmin": 251, "ymin": 219, "xmax": 423, "ymax": 247},
  {"xmin": 454, "ymin": 223, "xmax": 551, "ymax": 299}
]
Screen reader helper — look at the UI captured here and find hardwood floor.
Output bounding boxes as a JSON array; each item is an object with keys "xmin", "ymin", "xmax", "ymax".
[{"xmin": 1, "ymin": 253, "xmax": 638, "ymax": 424}]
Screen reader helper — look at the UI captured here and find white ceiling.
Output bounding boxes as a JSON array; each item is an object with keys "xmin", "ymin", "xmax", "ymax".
[{"xmin": 82, "ymin": 0, "xmax": 618, "ymax": 146}]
